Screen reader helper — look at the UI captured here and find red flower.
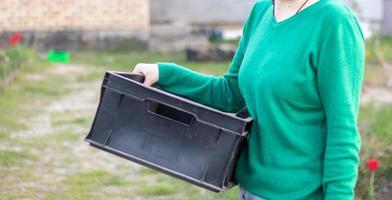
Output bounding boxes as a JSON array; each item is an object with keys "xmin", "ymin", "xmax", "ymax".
[
  {"xmin": 367, "ymin": 159, "xmax": 379, "ymax": 171},
  {"xmin": 9, "ymin": 32, "xmax": 22, "ymax": 45}
]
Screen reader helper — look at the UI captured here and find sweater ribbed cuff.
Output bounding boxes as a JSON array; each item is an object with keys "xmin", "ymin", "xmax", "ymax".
[{"xmin": 156, "ymin": 62, "xmax": 177, "ymax": 85}]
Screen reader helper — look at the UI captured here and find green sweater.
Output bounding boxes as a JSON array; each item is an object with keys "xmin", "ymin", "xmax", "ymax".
[{"xmin": 157, "ymin": 0, "xmax": 365, "ymax": 199}]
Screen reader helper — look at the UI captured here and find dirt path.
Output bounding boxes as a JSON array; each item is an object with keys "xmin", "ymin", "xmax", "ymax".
[
  {"xmin": 361, "ymin": 85, "xmax": 392, "ymax": 105},
  {"xmin": 1, "ymin": 64, "xmax": 146, "ymax": 199},
  {"xmin": 0, "ymin": 64, "xmax": 236, "ymax": 200},
  {"xmin": 1, "ymin": 63, "xmax": 390, "ymax": 200}
]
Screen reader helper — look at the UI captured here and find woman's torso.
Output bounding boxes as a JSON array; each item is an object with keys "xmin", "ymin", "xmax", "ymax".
[{"xmin": 234, "ymin": 0, "xmax": 362, "ymax": 199}]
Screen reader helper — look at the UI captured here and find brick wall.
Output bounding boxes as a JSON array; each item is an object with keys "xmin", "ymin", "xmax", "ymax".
[{"xmin": 0, "ymin": 0, "xmax": 150, "ymax": 31}]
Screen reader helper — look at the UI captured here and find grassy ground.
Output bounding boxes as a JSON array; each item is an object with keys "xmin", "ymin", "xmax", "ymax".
[
  {"xmin": 71, "ymin": 51, "xmax": 232, "ymax": 75},
  {"xmin": 0, "ymin": 50, "xmax": 391, "ymax": 199},
  {"xmin": 73, "ymin": 51, "xmax": 392, "ymax": 199},
  {"xmin": 0, "ymin": 45, "xmax": 40, "ymax": 90},
  {"xmin": 366, "ymin": 36, "xmax": 392, "ymax": 64},
  {"xmin": 0, "ymin": 52, "xmax": 239, "ymax": 200}
]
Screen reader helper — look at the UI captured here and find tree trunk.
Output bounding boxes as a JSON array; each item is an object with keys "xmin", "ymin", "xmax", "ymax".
[{"xmin": 383, "ymin": 0, "xmax": 392, "ymax": 35}]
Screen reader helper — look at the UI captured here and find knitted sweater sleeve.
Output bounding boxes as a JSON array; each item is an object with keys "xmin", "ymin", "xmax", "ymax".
[{"xmin": 317, "ymin": 14, "xmax": 365, "ymax": 200}]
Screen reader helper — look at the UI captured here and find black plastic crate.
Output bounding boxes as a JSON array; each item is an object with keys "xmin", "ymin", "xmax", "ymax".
[{"xmin": 85, "ymin": 71, "xmax": 253, "ymax": 192}]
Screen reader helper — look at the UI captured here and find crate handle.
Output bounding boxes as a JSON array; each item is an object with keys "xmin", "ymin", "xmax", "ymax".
[{"xmin": 147, "ymin": 99, "xmax": 195, "ymax": 126}]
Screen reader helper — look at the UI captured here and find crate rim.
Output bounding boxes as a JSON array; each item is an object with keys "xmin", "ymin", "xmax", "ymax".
[{"xmin": 106, "ymin": 71, "xmax": 253, "ymax": 123}]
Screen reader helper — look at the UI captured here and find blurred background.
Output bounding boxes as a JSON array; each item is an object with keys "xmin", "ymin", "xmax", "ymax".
[{"xmin": 0, "ymin": 0, "xmax": 391, "ymax": 199}]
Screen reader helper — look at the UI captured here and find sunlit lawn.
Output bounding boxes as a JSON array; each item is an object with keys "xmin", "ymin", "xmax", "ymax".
[
  {"xmin": 73, "ymin": 51, "xmax": 392, "ymax": 199},
  {"xmin": 0, "ymin": 50, "xmax": 390, "ymax": 199},
  {"xmin": 0, "ymin": 52, "xmax": 239, "ymax": 200}
]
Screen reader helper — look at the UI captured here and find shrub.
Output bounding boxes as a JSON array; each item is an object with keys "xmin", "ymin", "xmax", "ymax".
[{"xmin": 0, "ymin": 45, "xmax": 37, "ymax": 89}]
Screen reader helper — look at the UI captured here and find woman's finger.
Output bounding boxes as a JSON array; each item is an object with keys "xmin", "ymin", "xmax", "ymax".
[
  {"xmin": 131, "ymin": 64, "xmax": 143, "ymax": 74},
  {"xmin": 143, "ymin": 77, "xmax": 155, "ymax": 86},
  {"xmin": 131, "ymin": 63, "xmax": 158, "ymax": 86}
]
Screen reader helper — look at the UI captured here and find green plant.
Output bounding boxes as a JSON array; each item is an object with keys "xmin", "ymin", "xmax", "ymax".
[
  {"xmin": 0, "ymin": 45, "xmax": 39, "ymax": 89},
  {"xmin": 367, "ymin": 159, "xmax": 379, "ymax": 200},
  {"xmin": 366, "ymin": 36, "xmax": 392, "ymax": 63}
]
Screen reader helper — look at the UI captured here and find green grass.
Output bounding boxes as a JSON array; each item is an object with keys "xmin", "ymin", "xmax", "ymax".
[
  {"xmin": 50, "ymin": 114, "xmax": 90, "ymax": 127},
  {"xmin": 366, "ymin": 36, "xmax": 392, "ymax": 63},
  {"xmin": 76, "ymin": 70, "xmax": 105, "ymax": 82},
  {"xmin": 0, "ymin": 77, "xmax": 66, "ymax": 132},
  {"xmin": 72, "ymin": 51, "xmax": 230, "ymax": 75},
  {"xmin": 358, "ymin": 104, "xmax": 392, "ymax": 145},
  {"xmin": 0, "ymin": 45, "xmax": 33, "ymax": 84},
  {"xmin": 1, "ymin": 47, "xmax": 390, "ymax": 199},
  {"xmin": 364, "ymin": 36, "xmax": 392, "ymax": 87},
  {"xmin": 71, "ymin": 117, "xmax": 89, "ymax": 125},
  {"xmin": 34, "ymin": 131, "xmax": 81, "ymax": 143},
  {"xmin": 139, "ymin": 167, "xmax": 159, "ymax": 175},
  {"xmin": 65, "ymin": 170, "xmax": 128, "ymax": 187},
  {"xmin": 133, "ymin": 172, "xmax": 239, "ymax": 199},
  {"xmin": 0, "ymin": 47, "xmax": 54, "ymax": 132},
  {"xmin": 364, "ymin": 63, "xmax": 389, "ymax": 86},
  {"xmin": 72, "ymin": 50, "xmax": 392, "ymax": 199},
  {"xmin": 44, "ymin": 170, "xmax": 131, "ymax": 200},
  {"xmin": 22, "ymin": 80, "xmax": 69, "ymax": 96},
  {"xmin": 356, "ymin": 103, "xmax": 392, "ymax": 198},
  {"xmin": 137, "ymin": 182, "xmax": 177, "ymax": 196},
  {"xmin": 0, "ymin": 131, "xmax": 7, "ymax": 140},
  {"xmin": 0, "ymin": 150, "xmax": 36, "ymax": 167}
]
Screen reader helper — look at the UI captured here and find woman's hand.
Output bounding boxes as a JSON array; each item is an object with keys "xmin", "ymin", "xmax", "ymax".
[{"xmin": 132, "ymin": 63, "xmax": 159, "ymax": 86}]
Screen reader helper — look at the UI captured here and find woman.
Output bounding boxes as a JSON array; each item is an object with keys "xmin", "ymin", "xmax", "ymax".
[{"xmin": 132, "ymin": 0, "xmax": 364, "ymax": 199}]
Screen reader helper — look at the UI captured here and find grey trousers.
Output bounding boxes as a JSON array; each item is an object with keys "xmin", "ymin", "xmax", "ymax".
[{"xmin": 238, "ymin": 186, "xmax": 267, "ymax": 200}]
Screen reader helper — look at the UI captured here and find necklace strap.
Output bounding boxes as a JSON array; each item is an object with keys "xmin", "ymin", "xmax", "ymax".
[
  {"xmin": 296, "ymin": 0, "xmax": 310, "ymax": 14},
  {"xmin": 272, "ymin": 0, "xmax": 311, "ymax": 14}
]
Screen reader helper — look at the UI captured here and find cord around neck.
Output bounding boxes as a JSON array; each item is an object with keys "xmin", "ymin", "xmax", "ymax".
[{"xmin": 272, "ymin": 0, "xmax": 311, "ymax": 16}]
